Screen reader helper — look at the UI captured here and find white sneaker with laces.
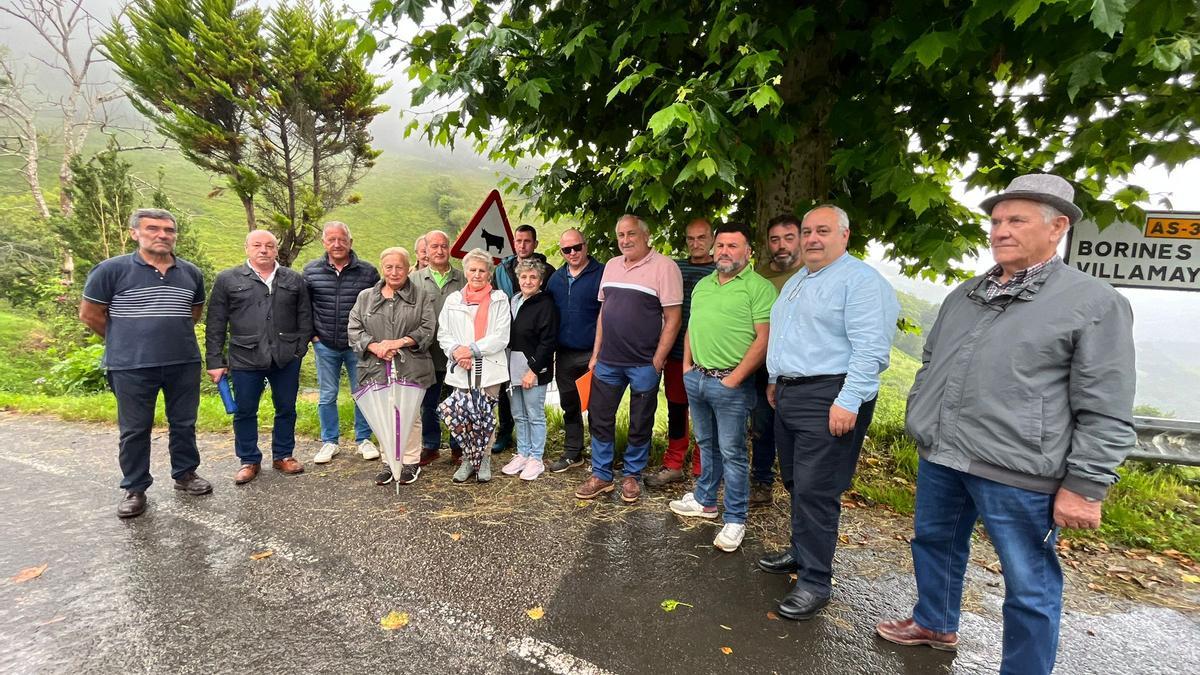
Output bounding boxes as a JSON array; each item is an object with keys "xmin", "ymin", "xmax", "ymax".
[
  {"xmin": 314, "ymin": 442, "xmax": 339, "ymax": 464},
  {"xmin": 668, "ymin": 492, "xmax": 718, "ymax": 519},
  {"xmin": 358, "ymin": 439, "xmax": 380, "ymax": 460},
  {"xmin": 713, "ymin": 523, "xmax": 746, "ymax": 552}
]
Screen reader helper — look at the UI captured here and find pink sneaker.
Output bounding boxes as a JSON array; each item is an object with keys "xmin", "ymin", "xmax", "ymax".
[
  {"xmin": 519, "ymin": 458, "xmax": 545, "ymax": 481},
  {"xmin": 501, "ymin": 455, "xmax": 528, "ymax": 476}
]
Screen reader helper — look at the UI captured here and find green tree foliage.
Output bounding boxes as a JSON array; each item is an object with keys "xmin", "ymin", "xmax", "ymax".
[
  {"xmin": 374, "ymin": 0, "xmax": 1200, "ymax": 276},
  {"xmin": 103, "ymin": 0, "xmax": 390, "ymax": 266},
  {"xmin": 55, "ymin": 146, "xmax": 137, "ymax": 274}
]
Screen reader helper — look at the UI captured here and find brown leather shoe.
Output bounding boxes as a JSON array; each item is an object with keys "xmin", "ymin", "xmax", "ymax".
[
  {"xmin": 619, "ymin": 476, "xmax": 642, "ymax": 503},
  {"xmin": 876, "ymin": 618, "xmax": 958, "ymax": 651},
  {"xmin": 419, "ymin": 448, "xmax": 440, "ymax": 467},
  {"xmin": 574, "ymin": 475, "xmax": 614, "ymax": 500},
  {"xmin": 234, "ymin": 463, "xmax": 260, "ymax": 485},
  {"xmin": 272, "ymin": 457, "xmax": 305, "ymax": 474}
]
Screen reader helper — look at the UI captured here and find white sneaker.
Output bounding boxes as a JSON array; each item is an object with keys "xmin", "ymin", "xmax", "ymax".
[
  {"xmin": 713, "ymin": 523, "xmax": 746, "ymax": 552},
  {"xmin": 314, "ymin": 442, "xmax": 339, "ymax": 464},
  {"xmin": 668, "ymin": 492, "xmax": 718, "ymax": 519},
  {"xmin": 358, "ymin": 439, "xmax": 380, "ymax": 460}
]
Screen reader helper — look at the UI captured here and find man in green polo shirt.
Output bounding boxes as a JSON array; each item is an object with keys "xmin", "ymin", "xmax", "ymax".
[{"xmin": 669, "ymin": 222, "xmax": 776, "ymax": 552}]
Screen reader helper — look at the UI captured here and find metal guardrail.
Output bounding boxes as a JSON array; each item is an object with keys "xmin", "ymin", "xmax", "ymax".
[{"xmin": 1128, "ymin": 416, "xmax": 1200, "ymax": 466}]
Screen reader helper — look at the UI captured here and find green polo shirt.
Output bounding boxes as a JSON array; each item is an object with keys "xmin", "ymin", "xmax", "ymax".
[{"xmin": 688, "ymin": 264, "xmax": 777, "ymax": 369}]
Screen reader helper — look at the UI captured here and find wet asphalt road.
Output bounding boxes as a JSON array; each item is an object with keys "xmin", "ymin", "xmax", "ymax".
[{"xmin": 1, "ymin": 414, "xmax": 1197, "ymax": 674}]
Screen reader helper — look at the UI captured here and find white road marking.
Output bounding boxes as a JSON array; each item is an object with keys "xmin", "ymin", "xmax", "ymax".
[{"xmin": 0, "ymin": 450, "xmax": 619, "ymax": 675}]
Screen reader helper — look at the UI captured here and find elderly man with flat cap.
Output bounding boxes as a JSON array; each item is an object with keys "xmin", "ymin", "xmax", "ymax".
[{"xmin": 876, "ymin": 174, "xmax": 1136, "ymax": 675}]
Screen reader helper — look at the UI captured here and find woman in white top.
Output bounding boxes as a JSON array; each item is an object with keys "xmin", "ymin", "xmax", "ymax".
[{"xmin": 437, "ymin": 248, "xmax": 511, "ymax": 483}]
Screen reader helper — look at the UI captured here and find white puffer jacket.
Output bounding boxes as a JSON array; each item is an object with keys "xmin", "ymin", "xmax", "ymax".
[{"xmin": 437, "ymin": 289, "xmax": 511, "ymax": 389}]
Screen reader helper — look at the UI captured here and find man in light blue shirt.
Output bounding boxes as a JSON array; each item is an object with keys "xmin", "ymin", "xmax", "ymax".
[{"xmin": 758, "ymin": 204, "xmax": 900, "ymax": 621}]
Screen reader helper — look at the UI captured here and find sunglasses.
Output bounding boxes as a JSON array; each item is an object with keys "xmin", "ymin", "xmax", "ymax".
[{"xmin": 560, "ymin": 243, "xmax": 585, "ymax": 255}]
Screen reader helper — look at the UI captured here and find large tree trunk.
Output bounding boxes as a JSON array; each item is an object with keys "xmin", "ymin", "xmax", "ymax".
[{"xmin": 752, "ymin": 40, "xmax": 837, "ymax": 250}]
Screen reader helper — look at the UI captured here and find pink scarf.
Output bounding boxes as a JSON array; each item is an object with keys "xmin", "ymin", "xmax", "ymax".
[{"xmin": 461, "ymin": 283, "xmax": 493, "ymax": 340}]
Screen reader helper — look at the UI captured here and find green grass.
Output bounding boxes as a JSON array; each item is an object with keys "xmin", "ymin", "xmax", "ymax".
[{"xmin": 0, "ymin": 310, "xmax": 54, "ymax": 393}]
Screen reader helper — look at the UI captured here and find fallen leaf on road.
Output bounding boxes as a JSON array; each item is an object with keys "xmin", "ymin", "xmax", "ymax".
[
  {"xmin": 766, "ymin": 611, "xmax": 780, "ymax": 621},
  {"xmin": 575, "ymin": 500, "xmax": 591, "ymax": 508},
  {"xmin": 526, "ymin": 606, "xmax": 545, "ymax": 620},
  {"xmin": 1183, "ymin": 574, "xmax": 1200, "ymax": 584},
  {"xmin": 380, "ymin": 611, "xmax": 410, "ymax": 630},
  {"xmin": 721, "ymin": 647, "xmax": 733, "ymax": 655},
  {"xmin": 448, "ymin": 532, "xmax": 462, "ymax": 542},
  {"xmin": 660, "ymin": 599, "xmax": 693, "ymax": 612},
  {"xmin": 249, "ymin": 550, "xmax": 273, "ymax": 561},
  {"xmin": 719, "ymin": 624, "xmax": 731, "ymax": 630},
  {"xmin": 11, "ymin": 564, "xmax": 48, "ymax": 583}
]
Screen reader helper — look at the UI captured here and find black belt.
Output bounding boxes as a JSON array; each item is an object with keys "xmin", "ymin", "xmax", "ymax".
[{"xmin": 776, "ymin": 374, "xmax": 845, "ymax": 386}]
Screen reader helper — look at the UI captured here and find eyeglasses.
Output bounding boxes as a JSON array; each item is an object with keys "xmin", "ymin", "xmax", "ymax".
[{"xmin": 560, "ymin": 243, "xmax": 584, "ymax": 255}]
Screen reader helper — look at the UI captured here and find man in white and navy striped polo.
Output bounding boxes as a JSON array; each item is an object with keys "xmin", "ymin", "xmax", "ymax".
[{"xmin": 80, "ymin": 208, "xmax": 212, "ymax": 519}]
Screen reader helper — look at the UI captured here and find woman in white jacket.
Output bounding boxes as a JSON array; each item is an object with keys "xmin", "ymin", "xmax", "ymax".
[{"xmin": 437, "ymin": 248, "xmax": 511, "ymax": 483}]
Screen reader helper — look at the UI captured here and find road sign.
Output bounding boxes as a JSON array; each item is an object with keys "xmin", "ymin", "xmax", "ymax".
[
  {"xmin": 1064, "ymin": 210, "xmax": 1200, "ymax": 292},
  {"xmin": 451, "ymin": 189, "xmax": 514, "ymax": 261}
]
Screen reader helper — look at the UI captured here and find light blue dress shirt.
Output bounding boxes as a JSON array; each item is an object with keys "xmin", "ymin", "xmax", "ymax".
[{"xmin": 766, "ymin": 252, "xmax": 900, "ymax": 413}]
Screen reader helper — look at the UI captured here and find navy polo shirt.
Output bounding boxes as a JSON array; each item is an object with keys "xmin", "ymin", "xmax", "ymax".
[{"xmin": 83, "ymin": 252, "xmax": 206, "ymax": 370}]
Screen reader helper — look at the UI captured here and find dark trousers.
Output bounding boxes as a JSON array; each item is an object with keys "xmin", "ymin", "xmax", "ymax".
[
  {"xmin": 750, "ymin": 366, "xmax": 777, "ymax": 486},
  {"xmin": 494, "ymin": 381, "xmax": 514, "ymax": 449},
  {"xmin": 554, "ymin": 348, "xmax": 592, "ymax": 459},
  {"xmin": 107, "ymin": 362, "xmax": 202, "ymax": 492},
  {"xmin": 421, "ymin": 371, "xmax": 461, "ymax": 452},
  {"xmin": 230, "ymin": 358, "xmax": 302, "ymax": 465},
  {"xmin": 775, "ymin": 376, "xmax": 876, "ymax": 596}
]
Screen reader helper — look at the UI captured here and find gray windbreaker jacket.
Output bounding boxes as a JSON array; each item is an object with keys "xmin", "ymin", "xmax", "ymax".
[{"xmin": 905, "ymin": 259, "xmax": 1136, "ymax": 500}]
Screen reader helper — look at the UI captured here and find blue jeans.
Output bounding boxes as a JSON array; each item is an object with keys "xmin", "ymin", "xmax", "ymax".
[
  {"xmin": 231, "ymin": 359, "xmax": 302, "ymax": 464},
  {"xmin": 683, "ymin": 369, "xmax": 755, "ymax": 524},
  {"xmin": 313, "ymin": 341, "xmax": 371, "ymax": 444},
  {"xmin": 510, "ymin": 383, "xmax": 548, "ymax": 460},
  {"xmin": 911, "ymin": 458, "xmax": 1062, "ymax": 675},
  {"xmin": 588, "ymin": 361, "xmax": 660, "ymax": 482}
]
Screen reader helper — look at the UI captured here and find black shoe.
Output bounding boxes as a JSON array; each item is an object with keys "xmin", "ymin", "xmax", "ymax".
[
  {"xmin": 548, "ymin": 456, "xmax": 583, "ymax": 473},
  {"xmin": 398, "ymin": 464, "xmax": 420, "ymax": 485},
  {"xmin": 117, "ymin": 490, "xmax": 146, "ymax": 519},
  {"xmin": 777, "ymin": 586, "xmax": 830, "ymax": 621},
  {"xmin": 491, "ymin": 441, "xmax": 512, "ymax": 455},
  {"xmin": 375, "ymin": 466, "xmax": 394, "ymax": 485},
  {"xmin": 173, "ymin": 472, "xmax": 213, "ymax": 496},
  {"xmin": 757, "ymin": 550, "xmax": 799, "ymax": 574}
]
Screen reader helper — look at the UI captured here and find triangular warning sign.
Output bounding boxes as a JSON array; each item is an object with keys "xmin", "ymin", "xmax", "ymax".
[{"xmin": 451, "ymin": 190, "xmax": 515, "ymax": 261}]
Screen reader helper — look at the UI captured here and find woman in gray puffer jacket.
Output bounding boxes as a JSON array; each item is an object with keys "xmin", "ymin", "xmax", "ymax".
[{"xmin": 347, "ymin": 247, "xmax": 436, "ymax": 486}]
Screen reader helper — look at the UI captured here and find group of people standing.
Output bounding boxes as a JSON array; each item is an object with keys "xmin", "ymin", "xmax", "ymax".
[{"xmin": 82, "ymin": 172, "xmax": 1136, "ymax": 675}]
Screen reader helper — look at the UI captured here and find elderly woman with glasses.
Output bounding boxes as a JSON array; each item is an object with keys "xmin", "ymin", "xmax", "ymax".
[
  {"xmin": 347, "ymin": 247, "xmax": 436, "ymax": 486},
  {"xmin": 500, "ymin": 259, "xmax": 558, "ymax": 480},
  {"xmin": 437, "ymin": 248, "xmax": 511, "ymax": 483}
]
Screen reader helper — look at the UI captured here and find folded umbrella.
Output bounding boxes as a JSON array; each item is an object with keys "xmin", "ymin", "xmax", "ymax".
[
  {"xmin": 353, "ymin": 357, "xmax": 424, "ymax": 491},
  {"xmin": 437, "ymin": 359, "xmax": 498, "ymax": 469}
]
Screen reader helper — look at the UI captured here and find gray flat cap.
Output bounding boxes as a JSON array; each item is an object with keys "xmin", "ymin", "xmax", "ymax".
[{"xmin": 980, "ymin": 173, "xmax": 1083, "ymax": 224}]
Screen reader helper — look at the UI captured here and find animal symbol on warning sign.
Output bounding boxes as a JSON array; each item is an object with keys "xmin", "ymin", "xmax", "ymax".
[{"xmin": 480, "ymin": 229, "xmax": 505, "ymax": 254}]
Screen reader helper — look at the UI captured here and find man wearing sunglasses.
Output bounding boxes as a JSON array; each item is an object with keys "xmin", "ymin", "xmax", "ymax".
[
  {"xmin": 876, "ymin": 174, "xmax": 1136, "ymax": 675},
  {"xmin": 545, "ymin": 228, "xmax": 604, "ymax": 472}
]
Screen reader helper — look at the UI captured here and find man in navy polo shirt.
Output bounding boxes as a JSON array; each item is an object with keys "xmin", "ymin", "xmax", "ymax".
[{"xmin": 81, "ymin": 208, "xmax": 212, "ymax": 519}]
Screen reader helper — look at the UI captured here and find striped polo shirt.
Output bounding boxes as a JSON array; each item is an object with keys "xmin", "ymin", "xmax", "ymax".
[
  {"xmin": 596, "ymin": 249, "xmax": 683, "ymax": 366},
  {"xmin": 83, "ymin": 252, "xmax": 206, "ymax": 370}
]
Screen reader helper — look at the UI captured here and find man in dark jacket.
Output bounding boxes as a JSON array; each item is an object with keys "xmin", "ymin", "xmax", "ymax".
[
  {"xmin": 876, "ymin": 175, "xmax": 1136, "ymax": 675},
  {"xmin": 491, "ymin": 224, "xmax": 556, "ymax": 454},
  {"xmin": 302, "ymin": 222, "xmax": 381, "ymax": 465},
  {"xmin": 545, "ymin": 228, "xmax": 603, "ymax": 472},
  {"xmin": 206, "ymin": 230, "xmax": 313, "ymax": 485}
]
